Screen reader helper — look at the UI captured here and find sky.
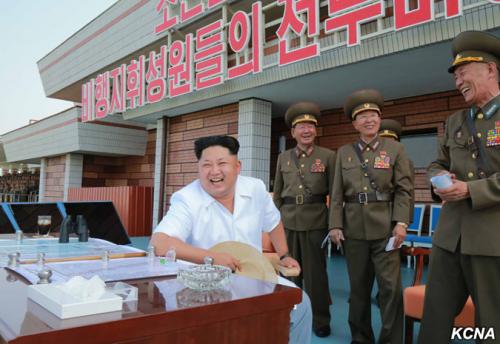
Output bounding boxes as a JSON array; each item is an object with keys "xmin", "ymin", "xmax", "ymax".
[{"xmin": 0, "ymin": 0, "xmax": 117, "ymax": 135}]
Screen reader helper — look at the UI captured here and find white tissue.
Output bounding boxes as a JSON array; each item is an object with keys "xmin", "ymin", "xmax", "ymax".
[{"xmin": 56, "ymin": 275, "xmax": 106, "ymax": 301}]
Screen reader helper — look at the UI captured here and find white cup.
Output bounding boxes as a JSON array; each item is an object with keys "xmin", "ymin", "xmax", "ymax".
[{"xmin": 430, "ymin": 174, "xmax": 453, "ymax": 189}]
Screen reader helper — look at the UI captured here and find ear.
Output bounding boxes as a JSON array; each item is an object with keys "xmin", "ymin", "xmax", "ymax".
[
  {"xmin": 236, "ymin": 160, "xmax": 242, "ymax": 174},
  {"xmin": 487, "ymin": 62, "xmax": 499, "ymax": 80}
]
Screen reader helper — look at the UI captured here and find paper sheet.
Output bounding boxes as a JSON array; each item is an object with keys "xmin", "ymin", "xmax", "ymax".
[
  {"xmin": 385, "ymin": 236, "xmax": 403, "ymax": 251},
  {"xmin": 9, "ymin": 257, "xmax": 184, "ymax": 285},
  {"xmin": 0, "ymin": 237, "xmax": 144, "ymax": 267}
]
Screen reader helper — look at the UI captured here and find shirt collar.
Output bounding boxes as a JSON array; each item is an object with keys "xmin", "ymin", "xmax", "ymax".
[
  {"xmin": 295, "ymin": 145, "xmax": 314, "ymax": 157},
  {"xmin": 471, "ymin": 93, "xmax": 500, "ymax": 120},
  {"xmin": 357, "ymin": 135, "xmax": 380, "ymax": 152},
  {"xmin": 198, "ymin": 176, "xmax": 252, "ymax": 208}
]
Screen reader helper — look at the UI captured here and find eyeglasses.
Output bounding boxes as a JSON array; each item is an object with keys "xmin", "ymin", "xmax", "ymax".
[
  {"xmin": 355, "ymin": 112, "xmax": 379, "ymax": 122},
  {"xmin": 294, "ymin": 123, "xmax": 316, "ymax": 130}
]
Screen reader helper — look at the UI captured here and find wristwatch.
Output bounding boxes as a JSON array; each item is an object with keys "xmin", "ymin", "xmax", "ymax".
[
  {"xmin": 397, "ymin": 222, "xmax": 409, "ymax": 229},
  {"xmin": 279, "ymin": 252, "xmax": 291, "ymax": 261},
  {"xmin": 203, "ymin": 256, "xmax": 214, "ymax": 265}
]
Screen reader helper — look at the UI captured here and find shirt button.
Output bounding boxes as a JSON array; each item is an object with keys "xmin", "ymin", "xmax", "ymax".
[
  {"xmin": 301, "ymin": 164, "xmax": 304, "ymax": 168},
  {"xmin": 366, "ymin": 147, "xmax": 370, "ymax": 151},
  {"xmin": 363, "ymin": 186, "xmax": 368, "ymax": 191},
  {"xmin": 477, "ymin": 133, "xmax": 482, "ymax": 138},
  {"xmin": 364, "ymin": 173, "xmax": 368, "ymax": 177},
  {"xmin": 477, "ymin": 113, "xmax": 484, "ymax": 120},
  {"xmin": 364, "ymin": 159, "xmax": 369, "ymax": 163},
  {"xmin": 468, "ymin": 172, "xmax": 474, "ymax": 178},
  {"xmin": 472, "ymin": 153, "xmax": 477, "ymax": 159},
  {"xmin": 299, "ymin": 185, "xmax": 303, "ymax": 189},
  {"xmin": 302, "ymin": 154, "xmax": 306, "ymax": 158}
]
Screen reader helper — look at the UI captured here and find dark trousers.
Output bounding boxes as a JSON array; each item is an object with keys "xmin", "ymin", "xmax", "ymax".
[
  {"xmin": 344, "ymin": 238, "xmax": 403, "ymax": 344},
  {"xmin": 286, "ymin": 228, "xmax": 331, "ymax": 330},
  {"xmin": 418, "ymin": 245, "xmax": 500, "ymax": 344}
]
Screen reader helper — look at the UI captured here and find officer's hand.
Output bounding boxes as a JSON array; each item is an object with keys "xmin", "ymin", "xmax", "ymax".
[
  {"xmin": 392, "ymin": 224, "xmax": 407, "ymax": 249},
  {"xmin": 278, "ymin": 257, "xmax": 301, "ymax": 276},
  {"xmin": 212, "ymin": 252, "xmax": 241, "ymax": 272},
  {"xmin": 329, "ymin": 228, "xmax": 345, "ymax": 246},
  {"xmin": 279, "ymin": 256, "xmax": 300, "ymax": 269},
  {"xmin": 434, "ymin": 179, "xmax": 470, "ymax": 201}
]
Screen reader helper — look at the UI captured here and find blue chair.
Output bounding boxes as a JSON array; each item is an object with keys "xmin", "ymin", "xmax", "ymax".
[
  {"xmin": 408, "ymin": 204, "xmax": 426, "ymax": 235},
  {"xmin": 413, "ymin": 203, "xmax": 442, "ymax": 249},
  {"xmin": 403, "ymin": 204, "xmax": 426, "ymax": 267},
  {"xmin": 428, "ymin": 204, "xmax": 442, "ymax": 236}
]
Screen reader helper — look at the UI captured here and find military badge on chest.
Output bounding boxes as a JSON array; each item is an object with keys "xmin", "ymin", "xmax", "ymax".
[
  {"xmin": 486, "ymin": 121, "xmax": 500, "ymax": 147},
  {"xmin": 311, "ymin": 159, "xmax": 326, "ymax": 172},
  {"xmin": 374, "ymin": 151, "xmax": 390, "ymax": 169}
]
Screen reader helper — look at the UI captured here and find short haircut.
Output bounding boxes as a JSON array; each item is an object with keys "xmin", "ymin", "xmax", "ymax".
[{"xmin": 194, "ymin": 135, "xmax": 240, "ymax": 160}]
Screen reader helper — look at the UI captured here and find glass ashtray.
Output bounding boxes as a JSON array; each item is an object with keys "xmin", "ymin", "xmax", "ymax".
[
  {"xmin": 176, "ymin": 287, "xmax": 232, "ymax": 308},
  {"xmin": 177, "ymin": 264, "xmax": 231, "ymax": 291}
]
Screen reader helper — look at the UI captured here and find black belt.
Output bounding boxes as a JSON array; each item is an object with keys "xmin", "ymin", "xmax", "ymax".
[
  {"xmin": 345, "ymin": 191, "xmax": 393, "ymax": 204},
  {"xmin": 283, "ymin": 195, "xmax": 326, "ymax": 205}
]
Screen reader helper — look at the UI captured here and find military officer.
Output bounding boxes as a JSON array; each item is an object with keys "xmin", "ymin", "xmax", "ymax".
[
  {"xmin": 419, "ymin": 31, "xmax": 500, "ymax": 344},
  {"xmin": 379, "ymin": 119, "xmax": 402, "ymax": 141},
  {"xmin": 379, "ymin": 119, "xmax": 415, "ymax": 223},
  {"xmin": 273, "ymin": 102, "xmax": 334, "ymax": 337},
  {"xmin": 329, "ymin": 89, "xmax": 413, "ymax": 344}
]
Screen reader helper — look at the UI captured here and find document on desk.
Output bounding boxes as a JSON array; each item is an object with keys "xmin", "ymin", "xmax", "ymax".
[
  {"xmin": 9, "ymin": 257, "xmax": 184, "ymax": 285},
  {"xmin": 385, "ymin": 236, "xmax": 403, "ymax": 251}
]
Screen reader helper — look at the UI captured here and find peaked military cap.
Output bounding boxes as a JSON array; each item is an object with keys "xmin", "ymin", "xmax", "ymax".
[
  {"xmin": 449, "ymin": 30, "xmax": 500, "ymax": 73},
  {"xmin": 344, "ymin": 89, "xmax": 384, "ymax": 121},
  {"xmin": 285, "ymin": 102, "xmax": 321, "ymax": 128},
  {"xmin": 379, "ymin": 119, "xmax": 402, "ymax": 141}
]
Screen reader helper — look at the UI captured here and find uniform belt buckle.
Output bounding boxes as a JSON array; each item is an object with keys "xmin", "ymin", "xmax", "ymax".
[
  {"xmin": 296, "ymin": 195, "xmax": 304, "ymax": 205},
  {"xmin": 358, "ymin": 192, "xmax": 368, "ymax": 205}
]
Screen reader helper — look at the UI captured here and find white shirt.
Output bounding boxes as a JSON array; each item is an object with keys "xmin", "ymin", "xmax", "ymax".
[{"xmin": 154, "ymin": 175, "xmax": 281, "ymax": 252}]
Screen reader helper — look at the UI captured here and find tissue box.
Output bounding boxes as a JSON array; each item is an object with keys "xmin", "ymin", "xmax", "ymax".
[
  {"xmin": 27, "ymin": 299, "xmax": 122, "ymax": 329},
  {"xmin": 28, "ymin": 284, "xmax": 122, "ymax": 319}
]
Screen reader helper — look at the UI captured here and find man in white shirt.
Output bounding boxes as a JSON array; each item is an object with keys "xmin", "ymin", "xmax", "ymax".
[{"xmin": 151, "ymin": 135, "xmax": 312, "ymax": 344}]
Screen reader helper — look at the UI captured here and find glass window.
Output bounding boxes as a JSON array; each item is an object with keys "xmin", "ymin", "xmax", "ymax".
[{"xmin": 401, "ymin": 133, "xmax": 438, "ymax": 168}]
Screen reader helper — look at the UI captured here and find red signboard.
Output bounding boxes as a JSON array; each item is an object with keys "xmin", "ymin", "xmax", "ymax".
[{"xmin": 81, "ymin": 0, "xmax": 497, "ymax": 122}]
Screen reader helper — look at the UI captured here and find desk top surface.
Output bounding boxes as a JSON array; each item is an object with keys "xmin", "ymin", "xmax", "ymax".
[
  {"xmin": 0, "ymin": 267, "xmax": 300, "ymax": 343},
  {"xmin": 0, "ymin": 237, "xmax": 143, "ymax": 267}
]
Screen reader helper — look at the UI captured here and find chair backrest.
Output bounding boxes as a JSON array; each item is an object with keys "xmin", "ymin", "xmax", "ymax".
[
  {"xmin": 408, "ymin": 203, "xmax": 426, "ymax": 236},
  {"xmin": 429, "ymin": 204, "xmax": 442, "ymax": 236}
]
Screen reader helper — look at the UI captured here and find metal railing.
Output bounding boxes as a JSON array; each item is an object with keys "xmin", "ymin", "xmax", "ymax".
[{"xmin": 0, "ymin": 193, "xmax": 39, "ymax": 203}]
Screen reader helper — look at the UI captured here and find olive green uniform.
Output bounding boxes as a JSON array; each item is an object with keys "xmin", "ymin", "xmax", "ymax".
[
  {"xmin": 273, "ymin": 145, "xmax": 335, "ymax": 330},
  {"xmin": 419, "ymin": 96, "xmax": 500, "ymax": 344},
  {"xmin": 330, "ymin": 137, "xmax": 412, "ymax": 344},
  {"xmin": 379, "ymin": 119, "xmax": 416, "ymax": 223}
]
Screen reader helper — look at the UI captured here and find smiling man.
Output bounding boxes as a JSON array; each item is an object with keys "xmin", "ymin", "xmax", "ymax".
[
  {"xmin": 329, "ymin": 89, "xmax": 413, "ymax": 344},
  {"xmin": 418, "ymin": 31, "xmax": 500, "ymax": 344},
  {"xmin": 150, "ymin": 135, "xmax": 311, "ymax": 344},
  {"xmin": 273, "ymin": 102, "xmax": 335, "ymax": 337}
]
